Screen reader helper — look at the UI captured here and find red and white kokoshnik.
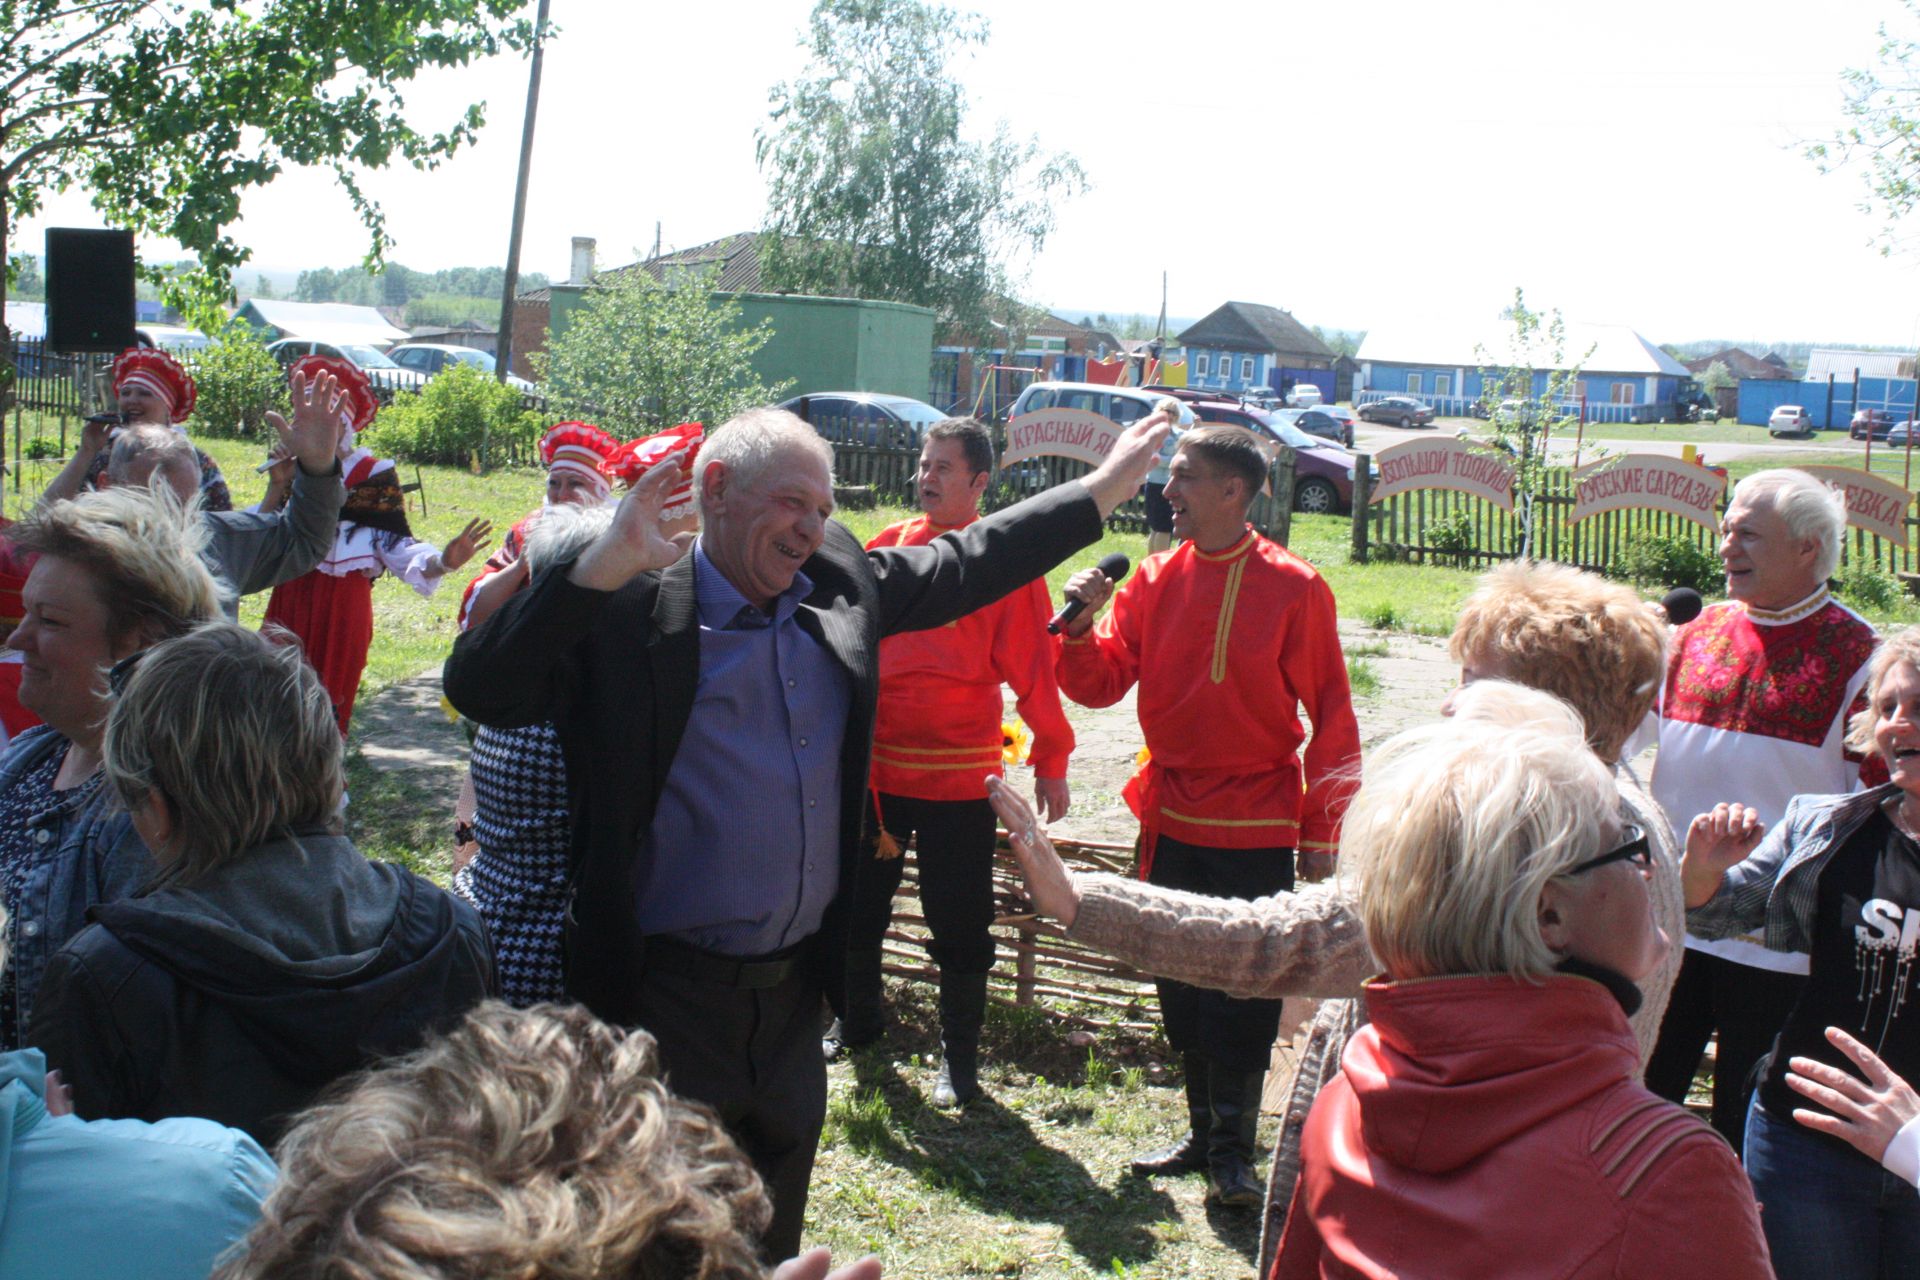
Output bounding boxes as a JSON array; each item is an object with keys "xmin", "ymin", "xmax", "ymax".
[{"xmin": 111, "ymin": 347, "xmax": 198, "ymax": 423}]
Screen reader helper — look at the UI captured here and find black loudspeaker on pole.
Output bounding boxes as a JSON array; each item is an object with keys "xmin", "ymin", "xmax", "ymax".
[{"xmin": 45, "ymin": 228, "xmax": 137, "ymax": 353}]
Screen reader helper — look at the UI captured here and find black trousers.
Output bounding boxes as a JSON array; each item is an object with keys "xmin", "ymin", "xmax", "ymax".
[
  {"xmin": 1644, "ymin": 947, "xmax": 1806, "ymax": 1154},
  {"xmin": 1148, "ymin": 836, "xmax": 1295, "ymax": 1073},
  {"xmin": 847, "ymin": 793, "xmax": 1000, "ymax": 976},
  {"xmin": 631, "ymin": 956, "xmax": 827, "ymax": 1262}
]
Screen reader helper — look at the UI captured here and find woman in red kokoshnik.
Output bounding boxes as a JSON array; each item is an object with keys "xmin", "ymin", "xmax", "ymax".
[
  {"xmin": 87, "ymin": 347, "xmax": 231, "ymax": 510},
  {"xmin": 261, "ymin": 356, "xmax": 490, "ymax": 735}
]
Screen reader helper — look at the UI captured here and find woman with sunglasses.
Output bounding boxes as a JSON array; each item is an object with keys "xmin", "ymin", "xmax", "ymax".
[
  {"xmin": 991, "ymin": 683, "xmax": 1771, "ymax": 1279},
  {"xmin": 1684, "ymin": 625, "xmax": 1920, "ymax": 1280}
]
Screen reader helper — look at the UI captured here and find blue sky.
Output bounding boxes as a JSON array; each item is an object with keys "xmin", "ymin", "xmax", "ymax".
[{"xmin": 20, "ymin": 0, "xmax": 1920, "ymax": 347}]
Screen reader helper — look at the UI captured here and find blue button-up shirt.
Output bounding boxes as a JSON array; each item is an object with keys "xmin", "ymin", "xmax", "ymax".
[{"xmin": 635, "ymin": 545, "xmax": 851, "ymax": 956}]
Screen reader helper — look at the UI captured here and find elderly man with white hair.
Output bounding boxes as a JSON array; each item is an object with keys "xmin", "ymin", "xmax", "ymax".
[
  {"xmin": 1644, "ymin": 467, "xmax": 1884, "ymax": 1151},
  {"xmin": 445, "ymin": 404, "xmax": 1170, "ymax": 1260}
]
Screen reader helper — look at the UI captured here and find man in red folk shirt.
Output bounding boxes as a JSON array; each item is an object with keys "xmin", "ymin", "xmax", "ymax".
[
  {"xmin": 1055, "ymin": 425, "xmax": 1360, "ymax": 1206},
  {"xmin": 832, "ymin": 416, "xmax": 1075, "ymax": 1110}
]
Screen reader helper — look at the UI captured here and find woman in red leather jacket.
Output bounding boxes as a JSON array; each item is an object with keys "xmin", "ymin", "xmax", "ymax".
[{"xmin": 1273, "ymin": 688, "xmax": 1772, "ymax": 1280}]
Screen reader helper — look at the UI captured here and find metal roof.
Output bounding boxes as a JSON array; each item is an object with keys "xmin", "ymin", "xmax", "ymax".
[
  {"xmin": 1803, "ymin": 348, "xmax": 1911, "ymax": 381},
  {"xmin": 1356, "ymin": 318, "xmax": 1688, "ymax": 377},
  {"xmin": 238, "ymin": 298, "xmax": 409, "ymax": 345}
]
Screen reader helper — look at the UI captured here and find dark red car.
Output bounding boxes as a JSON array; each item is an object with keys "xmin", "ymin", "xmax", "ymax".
[
  {"xmin": 1191, "ymin": 400, "xmax": 1375, "ymax": 514},
  {"xmin": 1852, "ymin": 409, "xmax": 1899, "ymax": 441}
]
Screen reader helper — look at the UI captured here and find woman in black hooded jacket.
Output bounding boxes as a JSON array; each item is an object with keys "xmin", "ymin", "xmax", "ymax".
[{"xmin": 26, "ymin": 623, "xmax": 494, "ymax": 1149}]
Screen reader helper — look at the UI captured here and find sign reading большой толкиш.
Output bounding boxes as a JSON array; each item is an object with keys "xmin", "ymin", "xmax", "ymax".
[
  {"xmin": 1369, "ymin": 436, "xmax": 1516, "ymax": 511},
  {"xmin": 1001, "ymin": 409, "xmax": 1124, "ymax": 468}
]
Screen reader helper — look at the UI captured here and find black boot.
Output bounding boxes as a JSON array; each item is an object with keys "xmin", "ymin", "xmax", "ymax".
[
  {"xmin": 1130, "ymin": 1052, "xmax": 1212, "ymax": 1176},
  {"xmin": 1206, "ymin": 1063, "xmax": 1267, "ymax": 1207},
  {"xmin": 931, "ymin": 970, "xmax": 989, "ymax": 1108},
  {"xmin": 824, "ymin": 948, "xmax": 886, "ymax": 1062}
]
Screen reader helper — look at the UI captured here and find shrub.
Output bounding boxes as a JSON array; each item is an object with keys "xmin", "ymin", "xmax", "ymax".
[
  {"xmin": 1424, "ymin": 508, "xmax": 1476, "ymax": 568},
  {"xmin": 1837, "ymin": 557, "xmax": 1904, "ymax": 613},
  {"xmin": 185, "ymin": 326, "xmax": 287, "ymax": 440},
  {"xmin": 359, "ymin": 362, "xmax": 542, "ymax": 468},
  {"xmin": 1616, "ymin": 532, "xmax": 1722, "ymax": 596}
]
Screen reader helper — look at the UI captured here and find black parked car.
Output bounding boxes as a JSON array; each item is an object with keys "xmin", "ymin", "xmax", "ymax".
[
  {"xmin": 1852, "ymin": 408, "xmax": 1900, "ymax": 441},
  {"xmin": 1357, "ymin": 396, "xmax": 1436, "ymax": 428},
  {"xmin": 778, "ymin": 392, "xmax": 948, "ymax": 447}
]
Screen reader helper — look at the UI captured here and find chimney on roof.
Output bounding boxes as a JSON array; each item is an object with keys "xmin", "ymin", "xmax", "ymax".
[{"xmin": 569, "ymin": 237, "xmax": 596, "ymax": 287}]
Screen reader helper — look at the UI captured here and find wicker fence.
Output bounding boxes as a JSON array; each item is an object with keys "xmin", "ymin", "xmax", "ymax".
[{"xmin": 880, "ymin": 831, "xmax": 1160, "ymax": 1031}]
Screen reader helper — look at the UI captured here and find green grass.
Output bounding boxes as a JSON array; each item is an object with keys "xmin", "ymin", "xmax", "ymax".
[
  {"xmin": 1566, "ymin": 419, "xmax": 1781, "ymax": 446},
  {"xmin": 809, "ymin": 977, "xmax": 1261, "ymax": 1278}
]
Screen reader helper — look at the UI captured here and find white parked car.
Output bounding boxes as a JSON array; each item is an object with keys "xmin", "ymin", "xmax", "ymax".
[
  {"xmin": 1287, "ymin": 383, "xmax": 1324, "ymax": 408},
  {"xmin": 1768, "ymin": 405, "xmax": 1813, "ymax": 437}
]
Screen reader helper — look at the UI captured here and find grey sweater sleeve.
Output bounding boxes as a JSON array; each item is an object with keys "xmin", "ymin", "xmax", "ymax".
[
  {"xmin": 203, "ymin": 463, "xmax": 346, "ymax": 615},
  {"xmin": 1066, "ymin": 874, "xmax": 1374, "ymax": 1001}
]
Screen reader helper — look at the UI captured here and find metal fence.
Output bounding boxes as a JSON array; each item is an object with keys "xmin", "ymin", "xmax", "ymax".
[{"xmin": 1354, "ymin": 388, "xmax": 1676, "ymax": 426}]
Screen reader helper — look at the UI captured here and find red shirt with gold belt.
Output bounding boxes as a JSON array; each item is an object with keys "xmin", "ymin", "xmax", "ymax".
[
  {"xmin": 867, "ymin": 514, "xmax": 1073, "ymax": 801},
  {"xmin": 1056, "ymin": 528, "xmax": 1359, "ymax": 872}
]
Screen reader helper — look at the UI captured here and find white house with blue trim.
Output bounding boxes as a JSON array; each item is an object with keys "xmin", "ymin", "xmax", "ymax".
[{"xmin": 1355, "ymin": 319, "xmax": 1690, "ymax": 423}]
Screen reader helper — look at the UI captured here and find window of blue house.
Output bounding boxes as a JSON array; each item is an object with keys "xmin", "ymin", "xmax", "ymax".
[
  {"xmin": 1407, "ymin": 372, "xmax": 1423, "ymax": 394},
  {"xmin": 1434, "ymin": 374, "xmax": 1451, "ymax": 396},
  {"xmin": 1196, "ymin": 354, "xmax": 1211, "ymax": 377},
  {"xmin": 1240, "ymin": 357, "xmax": 1254, "ymax": 381},
  {"xmin": 1611, "ymin": 383, "xmax": 1636, "ymax": 405}
]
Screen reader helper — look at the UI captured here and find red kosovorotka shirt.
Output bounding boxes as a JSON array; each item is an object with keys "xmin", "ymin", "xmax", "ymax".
[
  {"xmin": 1056, "ymin": 528, "xmax": 1360, "ymax": 873},
  {"xmin": 866, "ymin": 515, "xmax": 1074, "ymax": 801}
]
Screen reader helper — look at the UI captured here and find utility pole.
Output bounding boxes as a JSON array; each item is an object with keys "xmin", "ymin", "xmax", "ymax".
[{"xmin": 494, "ymin": 0, "xmax": 552, "ymax": 384}]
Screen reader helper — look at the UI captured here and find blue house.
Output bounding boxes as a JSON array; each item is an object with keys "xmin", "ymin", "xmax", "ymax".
[
  {"xmin": 1355, "ymin": 319, "xmax": 1691, "ymax": 423},
  {"xmin": 1177, "ymin": 301, "xmax": 1336, "ymax": 399}
]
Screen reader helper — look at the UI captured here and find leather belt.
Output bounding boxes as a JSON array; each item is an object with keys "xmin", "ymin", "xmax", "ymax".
[{"xmin": 643, "ymin": 937, "xmax": 802, "ymax": 990}]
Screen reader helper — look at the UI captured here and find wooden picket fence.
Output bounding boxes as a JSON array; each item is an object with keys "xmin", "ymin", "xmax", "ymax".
[
  {"xmin": 880, "ymin": 830, "xmax": 1160, "ymax": 1032},
  {"xmin": 1355, "ymin": 458, "xmax": 1920, "ymax": 576}
]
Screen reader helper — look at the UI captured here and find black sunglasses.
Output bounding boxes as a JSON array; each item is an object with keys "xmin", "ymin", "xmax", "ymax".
[{"xmin": 1564, "ymin": 822, "xmax": 1651, "ymax": 876}]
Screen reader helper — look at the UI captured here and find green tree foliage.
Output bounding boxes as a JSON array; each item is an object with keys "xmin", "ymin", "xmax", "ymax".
[
  {"xmin": 1474, "ymin": 288, "xmax": 1595, "ymax": 559},
  {"xmin": 0, "ymin": 0, "xmax": 540, "ymax": 335},
  {"xmin": 1811, "ymin": 0, "xmax": 1920, "ymax": 253},
  {"xmin": 535, "ymin": 265, "xmax": 791, "ymax": 438},
  {"xmin": 360, "ymin": 361, "xmax": 542, "ymax": 468},
  {"xmin": 6, "ymin": 254, "xmax": 42, "ymax": 301},
  {"xmin": 185, "ymin": 325, "xmax": 288, "ymax": 441},
  {"xmin": 755, "ymin": 0, "xmax": 1086, "ymax": 342},
  {"xmin": 1701, "ymin": 360, "xmax": 1735, "ymax": 395}
]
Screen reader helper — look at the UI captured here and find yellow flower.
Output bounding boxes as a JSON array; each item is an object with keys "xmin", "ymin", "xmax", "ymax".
[
  {"xmin": 1001, "ymin": 720, "xmax": 1030, "ymax": 767},
  {"xmin": 1135, "ymin": 745, "xmax": 1152, "ymax": 768}
]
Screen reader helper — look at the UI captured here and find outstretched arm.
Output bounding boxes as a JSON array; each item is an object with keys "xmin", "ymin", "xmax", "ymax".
[{"xmin": 987, "ymin": 776, "xmax": 1371, "ymax": 1001}]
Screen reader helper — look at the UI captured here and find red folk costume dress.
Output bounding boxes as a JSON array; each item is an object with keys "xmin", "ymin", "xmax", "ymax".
[
  {"xmin": 866, "ymin": 513, "xmax": 1074, "ymax": 802},
  {"xmin": 261, "ymin": 357, "xmax": 446, "ymax": 737},
  {"xmin": 1056, "ymin": 527, "xmax": 1361, "ymax": 878}
]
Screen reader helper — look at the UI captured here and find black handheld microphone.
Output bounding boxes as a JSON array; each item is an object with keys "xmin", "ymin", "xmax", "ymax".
[
  {"xmin": 1049, "ymin": 552, "xmax": 1130, "ymax": 635},
  {"xmin": 1660, "ymin": 587, "xmax": 1704, "ymax": 626}
]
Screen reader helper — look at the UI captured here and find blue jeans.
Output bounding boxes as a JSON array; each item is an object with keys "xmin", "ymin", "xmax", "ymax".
[{"xmin": 1745, "ymin": 1098, "xmax": 1920, "ymax": 1280}]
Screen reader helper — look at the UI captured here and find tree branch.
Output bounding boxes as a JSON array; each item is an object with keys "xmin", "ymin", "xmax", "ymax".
[{"xmin": 3, "ymin": 2, "xmax": 156, "ymax": 100}]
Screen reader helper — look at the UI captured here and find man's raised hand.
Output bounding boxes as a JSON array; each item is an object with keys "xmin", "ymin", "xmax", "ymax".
[
  {"xmin": 568, "ymin": 453, "xmax": 692, "ymax": 592},
  {"xmin": 269, "ymin": 368, "xmax": 346, "ymax": 475},
  {"xmin": 1080, "ymin": 409, "xmax": 1173, "ymax": 517}
]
